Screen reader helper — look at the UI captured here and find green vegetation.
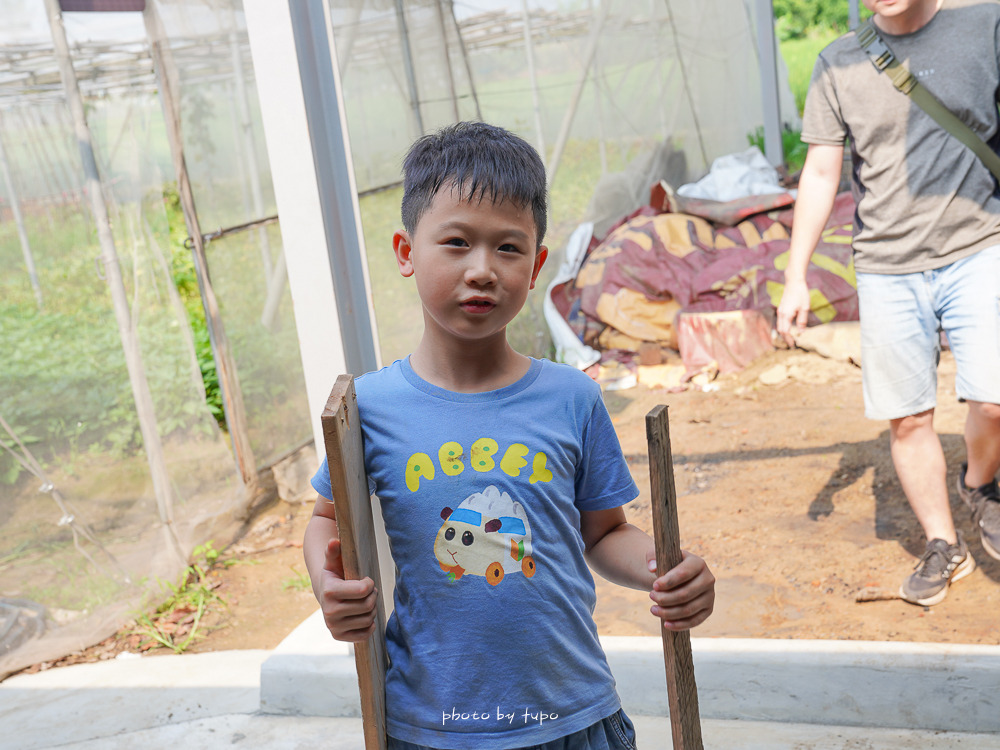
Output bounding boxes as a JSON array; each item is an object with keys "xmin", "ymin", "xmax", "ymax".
[
  {"xmin": 773, "ymin": 0, "xmax": 867, "ymax": 41},
  {"xmin": 281, "ymin": 566, "xmax": 311, "ymax": 593},
  {"xmin": 748, "ymin": 126, "xmax": 809, "ymax": 173},
  {"xmin": 130, "ymin": 541, "xmax": 230, "ymax": 654},
  {"xmin": 779, "ymin": 30, "xmax": 841, "ymax": 116}
]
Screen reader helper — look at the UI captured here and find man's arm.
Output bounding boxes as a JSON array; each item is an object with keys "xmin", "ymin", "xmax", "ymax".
[
  {"xmin": 580, "ymin": 507, "xmax": 715, "ymax": 630},
  {"xmin": 303, "ymin": 494, "xmax": 379, "ymax": 642},
  {"xmin": 776, "ymin": 142, "xmax": 845, "ymax": 345}
]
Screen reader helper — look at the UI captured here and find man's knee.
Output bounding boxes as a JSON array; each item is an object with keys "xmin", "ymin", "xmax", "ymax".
[
  {"xmin": 968, "ymin": 401, "xmax": 1000, "ymax": 425},
  {"xmin": 890, "ymin": 409, "xmax": 936, "ymax": 441}
]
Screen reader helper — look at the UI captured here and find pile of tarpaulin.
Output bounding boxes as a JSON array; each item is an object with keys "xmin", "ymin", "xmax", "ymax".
[{"xmin": 544, "ymin": 179, "xmax": 858, "ymax": 390}]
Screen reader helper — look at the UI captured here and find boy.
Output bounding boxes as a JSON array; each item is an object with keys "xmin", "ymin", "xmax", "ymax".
[{"xmin": 305, "ymin": 122, "xmax": 715, "ymax": 749}]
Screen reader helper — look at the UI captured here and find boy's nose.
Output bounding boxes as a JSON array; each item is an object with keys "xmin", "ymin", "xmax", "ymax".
[{"xmin": 465, "ymin": 251, "xmax": 497, "ymax": 285}]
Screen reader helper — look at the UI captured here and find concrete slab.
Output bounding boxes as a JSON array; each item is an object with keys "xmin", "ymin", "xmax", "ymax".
[
  {"xmin": 2, "ymin": 639, "xmax": 998, "ymax": 749},
  {"xmin": 0, "ymin": 650, "xmax": 269, "ymax": 750},
  {"xmin": 262, "ymin": 611, "xmax": 1000, "ymax": 733}
]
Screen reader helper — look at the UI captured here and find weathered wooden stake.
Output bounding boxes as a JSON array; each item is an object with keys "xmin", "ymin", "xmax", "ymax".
[
  {"xmin": 646, "ymin": 404, "xmax": 704, "ymax": 750},
  {"xmin": 321, "ymin": 375, "xmax": 388, "ymax": 750}
]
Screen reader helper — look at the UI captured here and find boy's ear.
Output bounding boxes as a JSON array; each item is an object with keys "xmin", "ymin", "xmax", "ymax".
[
  {"xmin": 392, "ymin": 230, "xmax": 415, "ymax": 278},
  {"xmin": 529, "ymin": 245, "xmax": 548, "ymax": 290}
]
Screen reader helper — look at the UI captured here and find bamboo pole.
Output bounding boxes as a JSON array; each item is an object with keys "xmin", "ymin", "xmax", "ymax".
[
  {"xmin": 144, "ymin": 0, "xmax": 258, "ymax": 495},
  {"xmin": 43, "ymin": 0, "xmax": 184, "ymax": 566},
  {"xmin": 393, "ymin": 0, "xmax": 424, "ymax": 138},
  {"xmin": 646, "ymin": 405, "xmax": 704, "ymax": 750},
  {"xmin": 447, "ymin": 0, "xmax": 482, "ymax": 121},
  {"xmin": 0, "ymin": 109, "xmax": 43, "ymax": 309},
  {"xmin": 14, "ymin": 107, "xmax": 57, "ymax": 228},
  {"xmin": 334, "ymin": 1, "xmax": 364, "ymax": 78},
  {"xmin": 35, "ymin": 108, "xmax": 78, "ymax": 204},
  {"xmin": 520, "ymin": 0, "xmax": 547, "ymax": 160},
  {"xmin": 433, "ymin": 0, "xmax": 461, "ymax": 121},
  {"xmin": 545, "ymin": 0, "xmax": 610, "ymax": 186},
  {"xmin": 662, "ymin": 0, "xmax": 708, "ymax": 168},
  {"xmin": 228, "ymin": 26, "xmax": 275, "ymax": 292}
]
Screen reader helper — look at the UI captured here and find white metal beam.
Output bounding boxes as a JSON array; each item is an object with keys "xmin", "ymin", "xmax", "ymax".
[{"xmin": 243, "ymin": 0, "xmax": 380, "ymax": 458}]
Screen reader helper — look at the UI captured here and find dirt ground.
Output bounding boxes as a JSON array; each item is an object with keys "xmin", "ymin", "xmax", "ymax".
[{"xmin": 24, "ymin": 346, "xmax": 1000, "ymax": 673}]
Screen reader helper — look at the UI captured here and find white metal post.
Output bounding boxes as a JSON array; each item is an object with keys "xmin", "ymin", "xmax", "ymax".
[{"xmin": 753, "ymin": 0, "xmax": 784, "ymax": 166}]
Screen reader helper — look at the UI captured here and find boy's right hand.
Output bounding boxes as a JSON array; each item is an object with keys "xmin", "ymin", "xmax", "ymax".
[{"xmin": 319, "ymin": 538, "xmax": 379, "ymax": 642}]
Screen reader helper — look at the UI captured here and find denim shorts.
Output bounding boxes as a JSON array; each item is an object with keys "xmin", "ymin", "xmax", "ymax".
[
  {"xmin": 386, "ymin": 707, "xmax": 637, "ymax": 750},
  {"xmin": 856, "ymin": 244, "xmax": 1000, "ymax": 420}
]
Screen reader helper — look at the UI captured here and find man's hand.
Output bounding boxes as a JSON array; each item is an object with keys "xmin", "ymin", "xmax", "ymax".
[
  {"xmin": 318, "ymin": 538, "xmax": 378, "ymax": 642},
  {"xmin": 776, "ymin": 278, "xmax": 812, "ymax": 347},
  {"xmin": 646, "ymin": 549, "xmax": 716, "ymax": 631}
]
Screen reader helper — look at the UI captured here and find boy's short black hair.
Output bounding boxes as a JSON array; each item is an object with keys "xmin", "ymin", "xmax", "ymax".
[{"xmin": 400, "ymin": 121, "xmax": 547, "ymax": 248}]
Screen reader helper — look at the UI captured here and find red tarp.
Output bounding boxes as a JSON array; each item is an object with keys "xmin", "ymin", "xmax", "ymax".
[{"xmin": 550, "ymin": 186, "xmax": 858, "ymax": 382}]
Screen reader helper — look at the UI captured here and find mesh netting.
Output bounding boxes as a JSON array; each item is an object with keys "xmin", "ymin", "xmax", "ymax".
[
  {"xmin": 0, "ymin": 0, "xmax": 309, "ymax": 677},
  {"xmin": 0, "ymin": 0, "xmax": 794, "ymax": 675}
]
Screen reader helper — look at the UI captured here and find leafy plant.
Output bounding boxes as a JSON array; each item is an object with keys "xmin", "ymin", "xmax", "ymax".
[
  {"xmin": 747, "ymin": 126, "xmax": 809, "ymax": 174},
  {"xmin": 130, "ymin": 540, "xmax": 230, "ymax": 654},
  {"xmin": 773, "ymin": 0, "xmax": 869, "ymax": 41},
  {"xmin": 281, "ymin": 566, "xmax": 311, "ymax": 593}
]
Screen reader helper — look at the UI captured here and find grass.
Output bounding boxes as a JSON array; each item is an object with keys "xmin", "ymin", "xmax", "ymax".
[
  {"xmin": 780, "ymin": 29, "xmax": 840, "ymax": 115},
  {"xmin": 129, "ymin": 541, "xmax": 231, "ymax": 654},
  {"xmin": 281, "ymin": 566, "xmax": 311, "ymax": 593}
]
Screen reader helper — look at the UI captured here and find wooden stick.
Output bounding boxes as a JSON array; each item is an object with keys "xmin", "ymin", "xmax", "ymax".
[
  {"xmin": 646, "ymin": 405, "xmax": 704, "ymax": 750},
  {"xmin": 321, "ymin": 375, "xmax": 388, "ymax": 750}
]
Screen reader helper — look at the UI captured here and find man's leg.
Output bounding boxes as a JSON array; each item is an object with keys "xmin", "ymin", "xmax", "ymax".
[
  {"xmin": 936, "ymin": 245, "xmax": 1000, "ymax": 560},
  {"xmin": 856, "ymin": 269, "xmax": 975, "ymax": 605},
  {"xmin": 959, "ymin": 401, "xmax": 1000, "ymax": 560},
  {"xmin": 892, "ymin": 412, "xmax": 974, "ymax": 605},
  {"xmin": 889, "ymin": 409, "xmax": 955, "ymax": 545},
  {"xmin": 964, "ymin": 401, "xmax": 1000, "ymax": 488}
]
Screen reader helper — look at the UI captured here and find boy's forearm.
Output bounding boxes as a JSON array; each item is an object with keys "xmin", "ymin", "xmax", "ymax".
[
  {"xmin": 303, "ymin": 507, "xmax": 338, "ymax": 601},
  {"xmin": 585, "ymin": 521, "xmax": 657, "ymax": 591}
]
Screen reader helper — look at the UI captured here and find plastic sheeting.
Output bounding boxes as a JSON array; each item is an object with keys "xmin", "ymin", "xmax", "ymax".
[{"xmin": 0, "ymin": 0, "xmax": 308, "ymax": 677}]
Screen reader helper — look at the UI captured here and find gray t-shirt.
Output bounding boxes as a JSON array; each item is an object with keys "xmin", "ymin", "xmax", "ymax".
[{"xmin": 802, "ymin": 0, "xmax": 1000, "ymax": 274}]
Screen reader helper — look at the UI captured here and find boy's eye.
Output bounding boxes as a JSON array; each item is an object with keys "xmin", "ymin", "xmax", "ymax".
[
  {"xmin": 444, "ymin": 237, "xmax": 467, "ymax": 247},
  {"xmin": 499, "ymin": 243, "xmax": 522, "ymax": 254}
]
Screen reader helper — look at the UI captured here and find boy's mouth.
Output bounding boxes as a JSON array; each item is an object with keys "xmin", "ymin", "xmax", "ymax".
[{"xmin": 460, "ymin": 298, "xmax": 495, "ymax": 313}]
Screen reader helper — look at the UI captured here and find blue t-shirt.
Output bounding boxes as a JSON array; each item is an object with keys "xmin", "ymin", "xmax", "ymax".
[{"xmin": 312, "ymin": 357, "xmax": 639, "ymax": 748}]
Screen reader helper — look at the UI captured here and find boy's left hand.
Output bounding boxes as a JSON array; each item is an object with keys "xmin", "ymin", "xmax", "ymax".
[{"xmin": 646, "ymin": 549, "xmax": 715, "ymax": 631}]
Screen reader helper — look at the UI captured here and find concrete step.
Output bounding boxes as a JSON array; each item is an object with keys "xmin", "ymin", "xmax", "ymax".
[{"xmin": 262, "ymin": 610, "xmax": 1000, "ymax": 734}]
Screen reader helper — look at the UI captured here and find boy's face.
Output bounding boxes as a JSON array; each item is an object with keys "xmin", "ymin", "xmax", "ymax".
[{"xmin": 393, "ymin": 183, "xmax": 548, "ymax": 351}]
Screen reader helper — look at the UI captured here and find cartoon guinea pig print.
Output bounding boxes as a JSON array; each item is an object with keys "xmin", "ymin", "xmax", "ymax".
[{"xmin": 434, "ymin": 485, "xmax": 536, "ymax": 585}]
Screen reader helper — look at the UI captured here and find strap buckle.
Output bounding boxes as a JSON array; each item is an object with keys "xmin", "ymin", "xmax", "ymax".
[{"xmin": 857, "ymin": 22, "xmax": 895, "ymax": 71}]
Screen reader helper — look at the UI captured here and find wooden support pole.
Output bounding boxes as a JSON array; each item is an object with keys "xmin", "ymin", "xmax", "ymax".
[
  {"xmin": 433, "ymin": 0, "xmax": 461, "ymax": 122},
  {"xmin": 144, "ymin": 0, "xmax": 257, "ymax": 494},
  {"xmin": 545, "ymin": 0, "xmax": 609, "ymax": 186},
  {"xmin": 447, "ymin": 0, "xmax": 482, "ymax": 121},
  {"xmin": 0, "ymin": 109, "xmax": 43, "ymax": 309},
  {"xmin": 646, "ymin": 405, "xmax": 704, "ymax": 750},
  {"xmin": 44, "ymin": 0, "xmax": 184, "ymax": 568},
  {"xmin": 321, "ymin": 375, "xmax": 388, "ymax": 750}
]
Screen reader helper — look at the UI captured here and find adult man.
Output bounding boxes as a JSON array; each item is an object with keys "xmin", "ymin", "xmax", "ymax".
[{"xmin": 777, "ymin": 0, "xmax": 1000, "ymax": 605}]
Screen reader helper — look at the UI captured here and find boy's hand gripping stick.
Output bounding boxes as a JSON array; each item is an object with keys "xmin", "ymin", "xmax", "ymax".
[
  {"xmin": 322, "ymin": 375, "xmax": 388, "ymax": 750},
  {"xmin": 646, "ymin": 405, "xmax": 704, "ymax": 750}
]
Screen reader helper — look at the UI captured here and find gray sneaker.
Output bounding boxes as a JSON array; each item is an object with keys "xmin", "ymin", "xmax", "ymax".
[
  {"xmin": 957, "ymin": 463, "xmax": 1000, "ymax": 561},
  {"xmin": 900, "ymin": 535, "xmax": 975, "ymax": 606}
]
